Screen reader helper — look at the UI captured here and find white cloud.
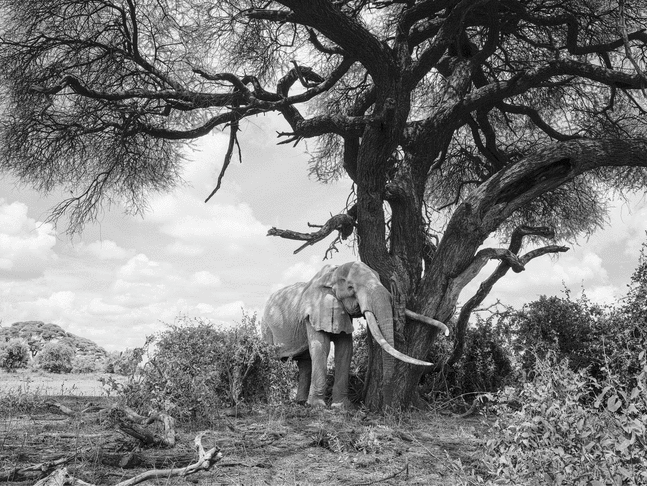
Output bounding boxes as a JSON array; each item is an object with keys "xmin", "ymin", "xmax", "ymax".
[
  {"xmin": 0, "ymin": 199, "xmax": 57, "ymax": 276},
  {"xmin": 191, "ymin": 270, "xmax": 222, "ymax": 287},
  {"xmin": 578, "ymin": 285, "xmax": 622, "ymax": 305},
  {"xmin": 118, "ymin": 254, "xmax": 164, "ymax": 280},
  {"xmin": 282, "ymin": 255, "xmax": 326, "ymax": 282},
  {"xmin": 87, "ymin": 298, "xmax": 128, "ymax": 316},
  {"xmin": 212, "ymin": 300, "xmax": 246, "ymax": 318},
  {"xmin": 79, "ymin": 240, "xmax": 134, "ymax": 260},
  {"xmin": 165, "ymin": 241, "xmax": 204, "ymax": 256},
  {"xmin": 153, "ymin": 199, "xmax": 267, "ymax": 240}
]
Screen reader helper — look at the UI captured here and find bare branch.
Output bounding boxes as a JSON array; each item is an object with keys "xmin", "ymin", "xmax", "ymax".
[
  {"xmin": 205, "ymin": 120, "xmax": 241, "ymax": 202},
  {"xmin": 267, "ymin": 210, "xmax": 356, "ymax": 255},
  {"xmin": 432, "ymin": 227, "xmax": 569, "ymax": 372}
]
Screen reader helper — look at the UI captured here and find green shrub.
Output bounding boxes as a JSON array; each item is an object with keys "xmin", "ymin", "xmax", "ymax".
[
  {"xmin": 482, "ymin": 352, "xmax": 647, "ymax": 485},
  {"xmin": 104, "ymin": 348, "xmax": 143, "ymax": 375},
  {"xmin": 123, "ymin": 313, "xmax": 292, "ymax": 424},
  {"xmin": 0, "ymin": 339, "xmax": 31, "ymax": 371},
  {"xmin": 422, "ymin": 316, "xmax": 514, "ymax": 402},
  {"xmin": 505, "ymin": 293, "xmax": 608, "ymax": 377},
  {"xmin": 37, "ymin": 341, "xmax": 75, "ymax": 373},
  {"xmin": 71, "ymin": 355, "xmax": 101, "ymax": 373}
]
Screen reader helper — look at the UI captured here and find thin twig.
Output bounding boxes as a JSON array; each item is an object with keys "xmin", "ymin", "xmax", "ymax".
[{"xmin": 353, "ymin": 457, "xmax": 409, "ymax": 485}]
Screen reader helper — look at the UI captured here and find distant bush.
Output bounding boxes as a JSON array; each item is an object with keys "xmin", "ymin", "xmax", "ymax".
[
  {"xmin": 37, "ymin": 342, "xmax": 75, "ymax": 373},
  {"xmin": 122, "ymin": 313, "xmax": 292, "ymax": 424},
  {"xmin": 0, "ymin": 339, "xmax": 31, "ymax": 371},
  {"xmin": 71, "ymin": 355, "xmax": 101, "ymax": 373},
  {"xmin": 482, "ymin": 352, "xmax": 647, "ymax": 485}
]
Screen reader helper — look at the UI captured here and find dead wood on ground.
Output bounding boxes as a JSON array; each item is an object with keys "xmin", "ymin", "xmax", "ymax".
[{"xmin": 31, "ymin": 432, "xmax": 221, "ymax": 486}]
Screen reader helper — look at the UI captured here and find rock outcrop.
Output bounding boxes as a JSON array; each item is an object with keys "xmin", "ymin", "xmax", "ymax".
[{"xmin": 0, "ymin": 321, "xmax": 107, "ymax": 361}]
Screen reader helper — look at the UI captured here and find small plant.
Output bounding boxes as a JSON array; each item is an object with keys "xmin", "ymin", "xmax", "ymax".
[
  {"xmin": 36, "ymin": 341, "xmax": 75, "ymax": 373},
  {"xmin": 0, "ymin": 339, "xmax": 30, "ymax": 371}
]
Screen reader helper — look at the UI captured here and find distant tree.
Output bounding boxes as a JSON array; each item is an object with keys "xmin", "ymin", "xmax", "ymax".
[
  {"xmin": 2, "ymin": 1, "xmax": 647, "ymax": 409},
  {"xmin": 37, "ymin": 342, "xmax": 75, "ymax": 373},
  {"xmin": 0, "ymin": 339, "xmax": 31, "ymax": 371}
]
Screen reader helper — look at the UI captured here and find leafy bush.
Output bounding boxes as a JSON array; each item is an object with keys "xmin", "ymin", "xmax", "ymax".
[
  {"xmin": 123, "ymin": 313, "xmax": 293, "ymax": 424},
  {"xmin": 36, "ymin": 341, "xmax": 75, "ymax": 373},
  {"xmin": 71, "ymin": 355, "xmax": 101, "ymax": 373},
  {"xmin": 482, "ymin": 353, "xmax": 647, "ymax": 485},
  {"xmin": 452, "ymin": 317, "xmax": 513, "ymax": 396},
  {"xmin": 104, "ymin": 348, "xmax": 143, "ymax": 375},
  {"xmin": 504, "ymin": 293, "xmax": 609, "ymax": 377},
  {"xmin": 422, "ymin": 316, "xmax": 514, "ymax": 402},
  {"xmin": 0, "ymin": 339, "xmax": 31, "ymax": 371}
]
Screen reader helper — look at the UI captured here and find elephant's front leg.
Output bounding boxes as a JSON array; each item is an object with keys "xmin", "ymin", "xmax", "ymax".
[
  {"xmin": 331, "ymin": 331, "xmax": 353, "ymax": 409},
  {"xmin": 305, "ymin": 322, "xmax": 331, "ymax": 408}
]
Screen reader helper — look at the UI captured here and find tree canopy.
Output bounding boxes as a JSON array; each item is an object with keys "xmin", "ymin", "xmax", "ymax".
[{"xmin": 2, "ymin": 0, "xmax": 647, "ymax": 409}]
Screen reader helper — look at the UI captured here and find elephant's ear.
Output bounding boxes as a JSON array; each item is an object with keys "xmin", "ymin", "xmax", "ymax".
[{"xmin": 303, "ymin": 265, "xmax": 354, "ymax": 334}]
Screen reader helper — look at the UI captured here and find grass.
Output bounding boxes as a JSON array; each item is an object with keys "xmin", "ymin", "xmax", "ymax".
[
  {"xmin": 0, "ymin": 369, "xmax": 113, "ymax": 396},
  {"xmin": 0, "ymin": 371, "xmax": 489, "ymax": 485}
]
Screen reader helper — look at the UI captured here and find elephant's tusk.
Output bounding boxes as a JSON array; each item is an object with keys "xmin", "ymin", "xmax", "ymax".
[
  {"xmin": 364, "ymin": 311, "xmax": 434, "ymax": 367},
  {"xmin": 404, "ymin": 309, "xmax": 450, "ymax": 336}
]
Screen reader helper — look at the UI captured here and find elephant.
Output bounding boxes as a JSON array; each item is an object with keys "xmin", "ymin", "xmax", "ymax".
[{"xmin": 261, "ymin": 261, "xmax": 449, "ymax": 408}]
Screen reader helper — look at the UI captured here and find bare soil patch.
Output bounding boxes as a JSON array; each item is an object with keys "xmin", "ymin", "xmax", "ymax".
[{"xmin": 1, "ymin": 373, "xmax": 487, "ymax": 485}]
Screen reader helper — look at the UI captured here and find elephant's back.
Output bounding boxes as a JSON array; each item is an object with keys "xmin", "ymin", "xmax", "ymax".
[{"xmin": 262, "ymin": 282, "xmax": 309, "ymax": 359}]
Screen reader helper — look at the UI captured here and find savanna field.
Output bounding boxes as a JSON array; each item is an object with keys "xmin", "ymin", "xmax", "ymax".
[{"xmin": 2, "ymin": 251, "xmax": 647, "ymax": 486}]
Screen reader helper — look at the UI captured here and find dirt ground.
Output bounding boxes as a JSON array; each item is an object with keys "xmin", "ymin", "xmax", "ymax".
[{"xmin": 1, "ymin": 372, "xmax": 488, "ymax": 485}]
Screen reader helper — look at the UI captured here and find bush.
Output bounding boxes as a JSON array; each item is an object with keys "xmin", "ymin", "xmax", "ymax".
[
  {"xmin": 0, "ymin": 339, "xmax": 31, "ymax": 371},
  {"xmin": 71, "ymin": 355, "xmax": 101, "ymax": 373},
  {"xmin": 104, "ymin": 348, "xmax": 143, "ymax": 375},
  {"xmin": 37, "ymin": 342, "xmax": 75, "ymax": 373},
  {"xmin": 505, "ymin": 293, "xmax": 609, "ymax": 377},
  {"xmin": 123, "ymin": 313, "xmax": 293, "ymax": 424},
  {"xmin": 422, "ymin": 316, "xmax": 514, "ymax": 402},
  {"xmin": 482, "ymin": 352, "xmax": 647, "ymax": 485}
]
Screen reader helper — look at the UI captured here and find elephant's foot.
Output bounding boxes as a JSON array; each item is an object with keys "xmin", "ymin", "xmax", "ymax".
[
  {"xmin": 307, "ymin": 396, "xmax": 326, "ymax": 408},
  {"xmin": 331, "ymin": 399, "xmax": 352, "ymax": 411}
]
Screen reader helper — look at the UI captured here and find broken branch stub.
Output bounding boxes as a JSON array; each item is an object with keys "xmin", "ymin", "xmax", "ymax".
[{"xmin": 267, "ymin": 211, "xmax": 356, "ymax": 254}]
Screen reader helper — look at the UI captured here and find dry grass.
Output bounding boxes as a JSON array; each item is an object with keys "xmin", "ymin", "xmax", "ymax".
[
  {"xmin": 0, "ymin": 369, "xmax": 113, "ymax": 396},
  {"xmin": 0, "ymin": 372, "xmax": 489, "ymax": 485}
]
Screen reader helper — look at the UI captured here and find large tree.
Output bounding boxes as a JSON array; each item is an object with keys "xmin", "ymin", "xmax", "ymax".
[{"xmin": 2, "ymin": 0, "xmax": 647, "ymax": 410}]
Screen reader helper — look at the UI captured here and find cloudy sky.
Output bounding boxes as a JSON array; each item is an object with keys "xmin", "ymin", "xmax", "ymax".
[{"xmin": 1, "ymin": 115, "xmax": 646, "ymax": 351}]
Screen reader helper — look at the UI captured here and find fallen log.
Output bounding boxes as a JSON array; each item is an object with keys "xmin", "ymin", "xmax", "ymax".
[
  {"xmin": 32, "ymin": 432, "xmax": 222, "ymax": 486},
  {"xmin": 44, "ymin": 400, "xmax": 176, "ymax": 448}
]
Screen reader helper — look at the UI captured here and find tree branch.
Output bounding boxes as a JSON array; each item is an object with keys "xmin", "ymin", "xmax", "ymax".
[
  {"xmin": 432, "ymin": 227, "xmax": 569, "ymax": 372},
  {"xmin": 267, "ymin": 208, "xmax": 356, "ymax": 255}
]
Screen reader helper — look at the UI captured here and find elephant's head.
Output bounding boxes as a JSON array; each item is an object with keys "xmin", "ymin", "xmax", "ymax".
[{"xmin": 305, "ymin": 261, "xmax": 449, "ymax": 370}]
